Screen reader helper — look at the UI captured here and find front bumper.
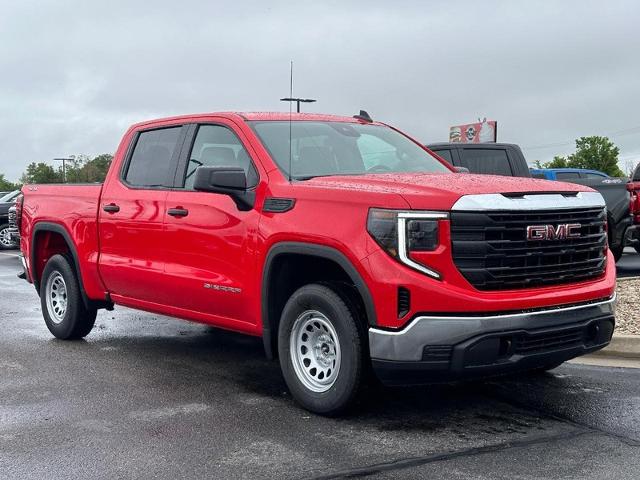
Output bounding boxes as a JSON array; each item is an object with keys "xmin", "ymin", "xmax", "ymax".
[
  {"xmin": 624, "ymin": 224, "xmax": 639, "ymax": 247},
  {"xmin": 17, "ymin": 253, "xmax": 29, "ymax": 281},
  {"xmin": 369, "ymin": 296, "xmax": 615, "ymax": 385},
  {"xmin": 7, "ymin": 227, "xmax": 19, "ymax": 243}
]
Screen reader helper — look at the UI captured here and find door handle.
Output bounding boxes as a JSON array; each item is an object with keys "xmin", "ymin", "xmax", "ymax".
[
  {"xmin": 103, "ymin": 203, "xmax": 120, "ymax": 213},
  {"xmin": 167, "ymin": 207, "xmax": 189, "ymax": 217}
]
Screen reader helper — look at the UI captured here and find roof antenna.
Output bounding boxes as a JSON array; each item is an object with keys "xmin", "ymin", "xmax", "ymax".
[
  {"xmin": 354, "ymin": 110, "xmax": 373, "ymax": 123},
  {"xmin": 288, "ymin": 61, "xmax": 293, "ymax": 182}
]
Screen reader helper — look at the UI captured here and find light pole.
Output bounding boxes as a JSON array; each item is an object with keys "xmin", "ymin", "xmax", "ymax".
[
  {"xmin": 280, "ymin": 97, "xmax": 316, "ymax": 113},
  {"xmin": 53, "ymin": 158, "xmax": 72, "ymax": 183}
]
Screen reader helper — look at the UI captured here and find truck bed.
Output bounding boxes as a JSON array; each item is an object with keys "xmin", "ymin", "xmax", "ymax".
[{"xmin": 21, "ymin": 184, "xmax": 105, "ymax": 299}]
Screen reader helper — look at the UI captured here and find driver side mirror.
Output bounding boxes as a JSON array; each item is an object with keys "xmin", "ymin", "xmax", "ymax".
[{"xmin": 193, "ymin": 166, "xmax": 255, "ymax": 211}]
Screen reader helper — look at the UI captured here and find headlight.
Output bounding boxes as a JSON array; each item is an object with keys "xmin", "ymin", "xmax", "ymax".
[{"xmin": 367, "ymin": 209, "xmax": 447, "ymax": 279}]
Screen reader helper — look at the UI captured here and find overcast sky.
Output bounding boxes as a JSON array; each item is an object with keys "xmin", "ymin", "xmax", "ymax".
[{"xmin": 1, "ymin": 0, "xmax": 639, "ymax": 181}]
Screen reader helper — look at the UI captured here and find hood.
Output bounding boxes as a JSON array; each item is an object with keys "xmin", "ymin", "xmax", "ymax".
[{"xmin": 304, "ymin": 173, "xmax": 591, "ymax": 210}]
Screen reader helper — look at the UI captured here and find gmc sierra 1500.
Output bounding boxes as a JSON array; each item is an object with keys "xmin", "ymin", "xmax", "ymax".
[{"xmin": 17, "ymin": 112, "xmax": 616, "ymax": 414}]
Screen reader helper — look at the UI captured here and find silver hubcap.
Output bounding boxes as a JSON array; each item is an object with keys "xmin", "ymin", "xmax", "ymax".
[
  {"xmin": 0, "ymin": 228, "xmax": 13, "ymax": 247},
  {"xmin": 45, "ymin": 272, "xmax": 68, "ymax": 324},
  {"xmin": 290, "ymin": 310, "xmax": 341, "ymax": 393}
]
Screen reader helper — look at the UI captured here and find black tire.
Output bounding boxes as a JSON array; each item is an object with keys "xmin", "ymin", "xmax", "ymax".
[
  {"xmin": 0, "ymin": 223, "xmax": 16, "ymax": 250},
  {"xmin": 635, "ymin": 245, "xmax": 640, "ymax": 255},
  {"xmin": 278, "ymin": 283, "xmax": 366, "ymax": 415},
  {"xmin": 610, "ymin": 244, "xmax": 624, "ymax": 263},
  {"xmin": 40, "ymin": 254, "xmax": 97, "ymax": 339}
]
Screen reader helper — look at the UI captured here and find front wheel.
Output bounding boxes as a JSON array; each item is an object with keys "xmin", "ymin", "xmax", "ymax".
[
  {"xmin": 0, "ymin": 223, "xmax": 16, "ymax": 250},
  {"xmin": 40, "ymin": 254, "xmax": 97, "ymax": 339},
  {"xmin": 278, "ymin": 283, "xmax": 366, "ymax": 415}
]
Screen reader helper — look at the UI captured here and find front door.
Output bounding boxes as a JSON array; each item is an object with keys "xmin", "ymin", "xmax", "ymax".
[{"xmin": 162, "ymin": 121, "xmax": 262, "ymax": 330}]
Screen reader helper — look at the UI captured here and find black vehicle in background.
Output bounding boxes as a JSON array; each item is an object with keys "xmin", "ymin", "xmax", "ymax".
[
  {"xmin": 0, "ymin": 190, "xmax": 21, "ymax": 249},
  {"xmin": 426, "ymin": 142, "xmax": 637, "ymax": 262}
]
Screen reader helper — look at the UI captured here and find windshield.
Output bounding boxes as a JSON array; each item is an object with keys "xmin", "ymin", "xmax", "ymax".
[
  {"xmin": 0, "ymin": 190, "xmax": 19, "ymax": 203},
  {"xmin": 250, "ymin": 121, "xmax": 451, "ymax": 179}
]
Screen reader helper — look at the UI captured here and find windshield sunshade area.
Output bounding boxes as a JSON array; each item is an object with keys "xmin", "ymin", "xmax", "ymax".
[{"xmin": 250, "ymin": 121, "xmax": 451, "ymax": 180}]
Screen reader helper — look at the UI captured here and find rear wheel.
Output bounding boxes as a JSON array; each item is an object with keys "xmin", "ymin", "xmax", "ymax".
[
  {"xmin": 0, "ymin": 223, "xmax": 16, "ymax": 250},
  {"xmin": 40, "ymin": 254, "xmax": 97, "ymax": 339},
  {"xmin": 278, "ymin": 283, "xmax": 365, "ymax": 415}
]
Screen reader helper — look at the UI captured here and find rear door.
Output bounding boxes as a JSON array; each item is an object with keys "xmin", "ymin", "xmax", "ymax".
[
  {"xmin": 162, "ymin": 120, "xmax": 262, "ymax": 328},
  {"xmin": 98, "ymin": 125, "xmax": 187, "ymax": 303}
]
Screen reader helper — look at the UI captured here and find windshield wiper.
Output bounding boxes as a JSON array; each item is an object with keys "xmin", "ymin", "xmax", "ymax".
[{"xmin": 293, "ymin": 175, "xmax": 332, "ymax": 181}]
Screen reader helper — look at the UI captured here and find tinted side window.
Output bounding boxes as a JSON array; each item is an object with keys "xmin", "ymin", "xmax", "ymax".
[
  {"xmin": 531, "ymin": 173, "xmax": 547, "ymax": 179},
  {"xmin": 125, "ymin": 127, "xmax": 182, "ymax": 187},
  {"xmin": 583, "ymin": 172, "xmax": 606, "ymax": 179},
  {"xmin": 183, "ymin": 125, "xmax": 258, "ymax": 190},
  {"xmin": 431, "ymin": 149, "xmax": 453, "ymax": 165},
  {"xmin": 556, "ymin": 172, "xmax": 581, "ymax": 180},
  {"xmin": 460, "ymin": 149, "xmax": 512, "ymax": 176}
]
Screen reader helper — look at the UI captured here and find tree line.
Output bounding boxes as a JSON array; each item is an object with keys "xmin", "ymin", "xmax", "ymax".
[
  {"xmin": 533, "ymin": 136, "xmax": 626, "ymax": 177},
  {"xmin": 0, "ymin": 154, "xmax": 113, "ymax": 191},
  {"xmin": 0, "ymin": 135, "xmax": 633, "ymax": 193}
]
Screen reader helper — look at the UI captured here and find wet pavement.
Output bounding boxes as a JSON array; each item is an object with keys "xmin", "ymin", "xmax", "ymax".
[
  {"xmin": 0, "ymin": 251, "xmax": 639, "ymax": 479},
  {"xmin": 617, "ymin": 247, "xmax": 640, "ymax": 278}
]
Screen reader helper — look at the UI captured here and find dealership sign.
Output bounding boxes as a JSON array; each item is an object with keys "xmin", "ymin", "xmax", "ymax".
[{"xmin": 449, "ymin": 119, "xmax": 497, "ymax": 143}]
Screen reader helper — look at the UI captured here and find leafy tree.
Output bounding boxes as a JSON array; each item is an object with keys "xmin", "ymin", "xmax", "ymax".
[
  {"xmin": 0, "ymin": 173, "xmax": 19, "ymax": 191},
  {"xmin": 18, "ymin": 154, "xmax": 113, "ymax": 184},
  {"xmin": 566, "ymin": 136, "xmax": 624, "ymax": 177},
  {"xmin": 541, "ymin": 156, "xmax": 569, "ymax": 169},
  {"xmin": 20, "ymin": 162, "xmax": 63, "ymax": 184},
  {"xmin": 83, "ymin": 154, "xmax": 113, "ymax": 182}
]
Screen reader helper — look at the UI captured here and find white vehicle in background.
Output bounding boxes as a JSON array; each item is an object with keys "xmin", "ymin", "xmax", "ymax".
[{"xmin": 0, "ymin": 190, "xmax": 21, "ymax": 249}]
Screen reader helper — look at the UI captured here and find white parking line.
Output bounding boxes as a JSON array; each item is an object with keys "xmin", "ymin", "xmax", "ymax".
[{"xmin": 0, "ymin": 252, "xmax": 20, "ymax": 257}]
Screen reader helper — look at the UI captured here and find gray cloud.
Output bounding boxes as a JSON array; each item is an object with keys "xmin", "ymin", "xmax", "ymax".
[{"xmin": 1, "ymin": 0, "xmax": 639, "ymax": 181}]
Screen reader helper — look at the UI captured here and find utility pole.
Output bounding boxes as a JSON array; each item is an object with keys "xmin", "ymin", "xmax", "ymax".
[
  {"xmin": 280, "ymin": 97, "xmax": 316, "ymax": 113},
  {"xmin": 53, "ymin": 157, "xmax": 72, "ymax": 183}
]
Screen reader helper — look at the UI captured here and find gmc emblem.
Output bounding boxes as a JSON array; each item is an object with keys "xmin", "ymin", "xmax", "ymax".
[{"xmin": 526, "ymin": 223, "xmax": 582, "ymax": 241}]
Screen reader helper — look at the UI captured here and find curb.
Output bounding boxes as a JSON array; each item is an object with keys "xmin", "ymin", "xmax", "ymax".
[
  {"xmin": 617, "ymin": 276, "xmax": 640, "ymax": 282},
  {"xmin": 592, "ymin": 334, "xmax": 640, "ymax": 359}
]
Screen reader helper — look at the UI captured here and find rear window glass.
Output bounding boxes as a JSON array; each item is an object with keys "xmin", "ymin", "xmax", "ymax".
[
  {"xmin": 125, "ymin": 127, "xmax": 182, "ymax": 187},
  {"xmin": 460, "ymin": 149, "xmax": 512, "ymax": 176},
  {"xmin": 431, "ymin": 149, "xmax": 453, "ymax": 165},
  {"xmin": 556, "ymin": 172, "xmax": 581, "ymax": 180}
]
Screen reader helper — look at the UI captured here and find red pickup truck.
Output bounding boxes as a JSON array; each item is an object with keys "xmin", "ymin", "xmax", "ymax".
[{"xmin": 16, "ymin": 112, "xmax": 616, "ymax": 414}]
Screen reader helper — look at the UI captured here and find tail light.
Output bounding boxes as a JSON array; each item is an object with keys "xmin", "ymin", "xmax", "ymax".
[
  {"xmin": 628, "ymin": 183, "xmax": 640, "ymax": 224},
  {"xmin": 15, "ymin": 193, "xmax": 24, "ymax": 234}
]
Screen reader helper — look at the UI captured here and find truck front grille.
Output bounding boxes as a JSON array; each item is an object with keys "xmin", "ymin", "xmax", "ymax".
[
  {"xmin": 450, "ymin": 207, "xmax": 607, "ymax": 290},
  {"xmin": 8, "ymin": 209, "xmax": 17, "ymax": 229}
]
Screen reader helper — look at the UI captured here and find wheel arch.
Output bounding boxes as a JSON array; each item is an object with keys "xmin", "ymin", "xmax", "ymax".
[
  {"xmin": 30, "ymin": 222, "xmax": 93, "ymax": 310},
  {"xmin": 261, "ymin": 241, "xmax": 376, "ymax": 359}
]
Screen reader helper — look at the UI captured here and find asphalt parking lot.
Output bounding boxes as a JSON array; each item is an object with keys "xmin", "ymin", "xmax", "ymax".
[
  {"xmin": 617, "ymin": 247, "xmax": 640, "ymax": 277},
  {"xmin": 0, "ymin": 250, "xmax": 639, "ymax": 479}
]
